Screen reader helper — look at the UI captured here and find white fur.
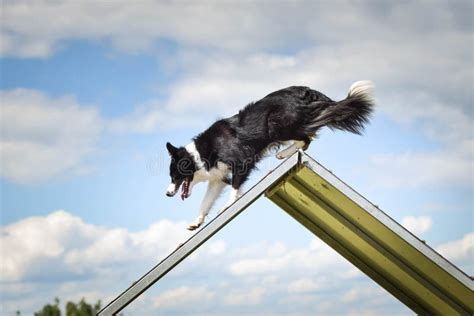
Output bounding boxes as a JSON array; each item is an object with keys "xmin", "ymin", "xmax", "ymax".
[
  {"xmin": 185, "ymin": 142, "xmax": 205, "ymax": 170},
  {"xmin": 185, "ymin": 142, "xmax": 232, "ymax": 230},
  {"xmin": 188, "ymin": 180, "xmax": 227, "ymax": 230},
  {"xmin": 185, "ymin": 141, "xmax": 230, "ymax": 193},
  {"xmin": 166, "ymin": 182, "xmax": 178, "ymax": 196},
  {"xmin": 192, "ymin": 161, "xmax": 229, "ymax": 184},
  {"xmin": 348, "ymin": 80, "xmax": 374, "ymax": 101}
]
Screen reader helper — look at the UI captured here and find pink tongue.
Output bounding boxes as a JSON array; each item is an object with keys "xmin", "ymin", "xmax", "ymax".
[{"xmin": 181, "ymin": 178, "xmax": 189, "ymax": 200}]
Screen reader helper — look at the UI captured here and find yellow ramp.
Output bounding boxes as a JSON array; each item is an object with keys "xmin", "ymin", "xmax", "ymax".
[{"xmin": 266, "ymin": 153, "xmax": 473, "ymax": 315}]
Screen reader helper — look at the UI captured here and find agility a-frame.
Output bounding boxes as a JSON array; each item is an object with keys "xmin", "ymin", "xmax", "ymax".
[{"xmin": 99, "ymin": 152, "xmax": 473, "ymax": 316}]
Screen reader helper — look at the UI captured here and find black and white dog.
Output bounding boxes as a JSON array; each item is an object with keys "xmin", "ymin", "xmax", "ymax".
[{"xmin": 166, "ymin": 81, "xmax": 374, "ymax": 230}]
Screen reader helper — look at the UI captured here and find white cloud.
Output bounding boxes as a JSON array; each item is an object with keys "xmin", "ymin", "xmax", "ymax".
[
  {"xmin": 5, "ymin": 2, "xmax": 471, "ymax": 192},
  {"xmin": 3, "ymin": 1, "xmax": 472, "ymax": 121},
  {"xmin": 229, "ymin": 238, "xmax": 346, "ymax": 277},
  {"xmin": 223, "ymin": 287, "xmax": 265, "ymax": 306},
  {"xmin": 2, "ymin": 1, "xmax": 472, "ymax": 137},
  {"xmin": 365, "ymin": 93, "xmax": 473, "ymax": 188},
  {"xmin": 229, "ymin": 254, "xmax": 290, "ymax": 276},
  {"xmin": 0, "ymin": 89, "xmax": 102, "ymax": 184},
  {"xmin": 368, "ymin": 146, "xmax": 473, "ymax": 189},
  {"xmin": 401, "ymin": 216, "xmax": 433, "ymax": 235},
  {"xmin": 0, "ymin": 210, "xmax": 192, "ymax": 282},
  {"xmin": 0, "ymin": 2, "xmax": 337, "ymax": 57},
  {"xmin": 1, "ymin": 210, "xmax": 91, "ymax": 281},
  {"xmin": 206, "ymin": 240, "xmax": 227, "ymax": 256},
  {"xmin": 437, "ymin": 232, "xmax": 474, "ymax": 260},
  {"xmin": 287, "ymin": 278, "xmax": 320, "ymax": 294},
  {"xmin": 0, "ymin": 211, "xmax": 416, "ymax": 315},
  {"xmin": 224, "ymin": 237, "xmax": 405, "ymax": 314},
  {"xmin": 1, "ymin": 1, "xmax": 309, "ymax": 57},
  {"xmin": 436, "ymin": 232, "xmax": 474, "ymax": 274},
  {"xmin": 2, "ymin": 1, "xmax": 471, "ymax": 60},
  {"xmin": 106, "ymin": 53, "xmax": 311, "ymax": 134},
  {"xmin": 383, "ymin": 93, "xmax": 473, "ymax": 145},
  {"xmin": 342, "ymin": 285, "xmax": 386, "ymax": 303},
  {"xmin": 106, "ymin": 99, "xmax": 203, "ymax": 134},
  {"xmin": 154, "ymin": 286, "xmax": 215, "ymax": 310}
]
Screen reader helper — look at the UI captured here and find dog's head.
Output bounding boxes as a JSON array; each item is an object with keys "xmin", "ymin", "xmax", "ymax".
[{"xmin": 166, "ymin": 142, "xmax": 196, "ymax": 200}]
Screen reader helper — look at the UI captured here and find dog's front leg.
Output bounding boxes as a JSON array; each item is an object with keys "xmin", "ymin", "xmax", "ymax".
[{"xmin": 187, "ymin": 180, "xmax": 226, "ymax": 231}]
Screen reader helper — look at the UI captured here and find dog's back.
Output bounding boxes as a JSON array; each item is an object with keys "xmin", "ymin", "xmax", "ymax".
[{"xmin": 238, "ymin": 86, "xmax": 332, "ymax": 143}]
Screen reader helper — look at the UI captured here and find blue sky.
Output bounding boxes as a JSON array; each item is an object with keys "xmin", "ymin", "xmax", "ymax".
[{"xmin": 1, "ymin": 1, "xmax": 472, "ymax": 315}]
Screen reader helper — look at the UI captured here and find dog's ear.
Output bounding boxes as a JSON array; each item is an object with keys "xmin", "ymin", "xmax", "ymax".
[{"xmin": 166, "ymin": 142, "xmax": 178, "ymax": 156}]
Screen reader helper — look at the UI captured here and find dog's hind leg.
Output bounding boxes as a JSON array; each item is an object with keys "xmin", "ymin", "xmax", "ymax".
[
  {"xmin": 276, "ymin": 140, "xmax": 307, "ymax": 159},
  {"xmin": 187, "ymin": 180, "xmax": 226, "ymax": 231},
  {"xmin": 218, "ymin": 159, "xmax": 254, "ymax": 213},
  {"xmin": 218, "ymin": 187, "xmax": 242, "ymax": 214}
]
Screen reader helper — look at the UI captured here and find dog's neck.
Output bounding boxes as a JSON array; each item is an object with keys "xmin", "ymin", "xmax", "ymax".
[{"xmin": 185, "ymin": 141, "xmax": 205, "ymax": 171}]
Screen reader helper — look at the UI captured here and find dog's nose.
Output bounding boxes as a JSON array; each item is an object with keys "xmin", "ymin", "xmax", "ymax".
[{"xmin": 166, "ymin": 191, "xmax": 173, "ymax": 197}]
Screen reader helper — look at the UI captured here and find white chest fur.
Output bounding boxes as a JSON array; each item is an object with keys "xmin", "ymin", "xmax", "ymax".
[
  {"xmin": 186, "ymin": 141, "xmax": 229, "ymax": 183},
  {"xmin": 193, "ymin": 161, "xmax": 229, "ymax": 182}
]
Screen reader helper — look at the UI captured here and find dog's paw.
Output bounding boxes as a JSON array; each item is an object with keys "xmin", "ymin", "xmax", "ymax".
[
  {"xmin": 187, "ymin": 223, "xmax": 201, "ymax": 231},
  {"xmin": 276, "ymin": 149, "xmax": 294, "ymax": 159},
  {"xmin": 187, "ymin": 216, "xmax": 205, "ymax": 231},
  {"xmin": 275, "ymin": 152, "xmax": 285, "ymax": 160}
]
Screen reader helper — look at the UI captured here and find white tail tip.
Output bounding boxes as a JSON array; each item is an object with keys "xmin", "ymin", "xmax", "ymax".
[{"xmin": 348, "ymin": 80, "xmax": 374, "ymax": 98}]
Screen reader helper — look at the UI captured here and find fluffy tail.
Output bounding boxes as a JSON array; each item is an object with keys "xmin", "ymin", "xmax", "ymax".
[{"xmin": 307, "ymin": 80, "xmax": 375, "ymax": 135}]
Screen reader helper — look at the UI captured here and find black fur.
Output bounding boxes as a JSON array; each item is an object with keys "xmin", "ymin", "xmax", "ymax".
[
  {"xmin": 167, "ymin": 142, "xmax": 196, "ymax": 185},
  {"xmin": 168, "ymin": 84, "xmax": 374, "ymax": 190}
]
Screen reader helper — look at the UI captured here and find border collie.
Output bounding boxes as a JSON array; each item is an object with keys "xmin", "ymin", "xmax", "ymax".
[{"xmin": 166, "ymin": 81, "xmax": 374, "ymax": 230}]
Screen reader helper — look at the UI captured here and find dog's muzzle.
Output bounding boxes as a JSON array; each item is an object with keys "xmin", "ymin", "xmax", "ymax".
[{"xmin": 166, "ymin": 183, "xmax": 178, "ymax": 197}]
